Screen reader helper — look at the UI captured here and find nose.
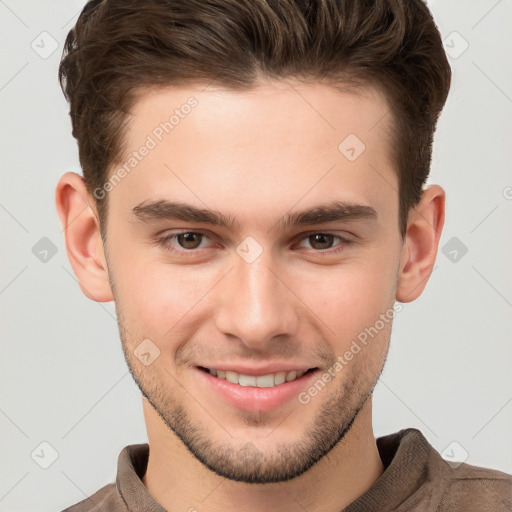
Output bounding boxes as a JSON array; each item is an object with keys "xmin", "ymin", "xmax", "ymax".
[{"xmin": 213, "ymin": 248, "xmax": 300, "ymax": 350}]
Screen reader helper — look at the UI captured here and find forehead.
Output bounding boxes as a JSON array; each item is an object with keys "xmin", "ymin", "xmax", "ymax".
[
  {"xmin": 128, "ymin": 79, "xmax": 392, "ymax": 152},
  {"xmin": 110, "ymin": 79, "xmax": 397, "ymax": 229}
]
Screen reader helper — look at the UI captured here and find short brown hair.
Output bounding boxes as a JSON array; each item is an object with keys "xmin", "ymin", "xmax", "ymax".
[{"xmin": 59, "ymin": 0, "xmax": 451, "ymax": 240}]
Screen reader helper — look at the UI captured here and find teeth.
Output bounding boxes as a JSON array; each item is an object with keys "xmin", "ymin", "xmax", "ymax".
[
  {"xmin": 206, "ymin": 368, "xmax": 309, "ymax": 387},
  {"xmin": 256, "ymin": 374, "xmax": 275, "ymax": 388},
  {"xmin": 238, "ymin": 374, "xmax": 256, "ymax": 387},
  {"xmin": 274, "ymin": 372, "xmax": 286, "ymax": 385},
  {"xmin": 225, "ymin": 371, "xmax": 238, "ymax": 384},
  {"xmin": 286, "ymin": 371, "xmax": 297, "ymax": 382}
]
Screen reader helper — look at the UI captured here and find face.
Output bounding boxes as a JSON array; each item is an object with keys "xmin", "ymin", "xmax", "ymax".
[{"xmin": 102, "ymin": 80, "xmax": 404, "ymax": 483}]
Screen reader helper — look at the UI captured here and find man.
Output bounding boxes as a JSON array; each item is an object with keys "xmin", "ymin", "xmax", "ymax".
[{"xmin": 55, "ymin": 0, "xmax": 511, "ymax": 510}]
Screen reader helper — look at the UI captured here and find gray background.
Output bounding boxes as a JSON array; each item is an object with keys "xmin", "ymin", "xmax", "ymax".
[{"xmin": 1, "ymin": 0, "xmax": 511, "ymax": 510}]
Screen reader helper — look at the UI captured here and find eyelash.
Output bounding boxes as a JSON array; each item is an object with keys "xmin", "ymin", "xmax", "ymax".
[{"xmin": 156, "ymin": 230, "xmax": 354, "ymax": 257}]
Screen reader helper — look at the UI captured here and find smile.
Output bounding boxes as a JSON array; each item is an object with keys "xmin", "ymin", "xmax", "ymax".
[{"xmin": 198, "ymin": 366, "xmax": 316, "ymax": 388}]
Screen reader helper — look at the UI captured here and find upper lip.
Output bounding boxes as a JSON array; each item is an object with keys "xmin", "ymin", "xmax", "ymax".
[{"xmin": 196, "ymin": 363, "xmax": 317, "ymax": 376}]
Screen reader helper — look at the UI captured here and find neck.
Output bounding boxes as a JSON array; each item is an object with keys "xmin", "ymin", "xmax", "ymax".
[{"xmin": 141, "ymin": 398, "xmax": 384, "ymax": 512}]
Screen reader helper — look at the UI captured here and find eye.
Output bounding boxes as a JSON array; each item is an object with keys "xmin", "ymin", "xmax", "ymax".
[
  {"xmin": 158, "ymin": 231, "xmax": 213, "ymax": 253},
  {"xmin": 302, "ymin": 233, "xmax": 336, "ymax": 250},
  {"xmin": 295, "ymin": 232, "xmax": 353, "ymax": 254},
  {"xmin": 156, "ymin": 230, "xmax": 354, "ymax": 257},
  {"xmin": 174, "ymin": 232, "xmax": 205, "ymax": 250}
]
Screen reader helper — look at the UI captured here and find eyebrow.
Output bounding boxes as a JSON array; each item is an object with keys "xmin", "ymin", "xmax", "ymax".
[{"xmin": 131, "ymin": 199, "xmax": 378, "ymax": 231}]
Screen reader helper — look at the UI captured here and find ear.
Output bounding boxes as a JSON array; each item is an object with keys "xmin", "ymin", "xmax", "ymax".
[
  {"xmin": 55, "ymin": 172, "xmax": 114, "ymax": 302},
  {"xmin": 396, "ymin": 184, "xmax": 445, "ymax": 303}
]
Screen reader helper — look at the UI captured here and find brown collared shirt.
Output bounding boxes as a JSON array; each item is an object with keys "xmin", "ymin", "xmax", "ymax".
[{"xmin": 61, "ymin": 428, "xmax": 512, "ymax": 511}]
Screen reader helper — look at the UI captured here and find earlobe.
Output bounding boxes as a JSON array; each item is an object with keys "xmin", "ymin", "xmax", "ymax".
[
  {"xmin": 55, "ymin": 172, "xmax": 114, "ymax": 302},
  {"xmin": 396, "ymin": 185, "xmax": 445, "ymax": 303}
]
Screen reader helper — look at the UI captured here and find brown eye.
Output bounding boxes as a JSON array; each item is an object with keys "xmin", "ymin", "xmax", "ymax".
[
  {"xmin": 157, "ymin": 230, "xmax": 215, "ymax": 255},
  {"xmin": 176, "ymin": 232, "xmax": 203, "ymax": 249},
  {"xmin": 308, "ymin": 233, "xmax": 335, "ymax": 250},
  {"xmin": 294, "ymin": 232, "xmax": 353, "ymax": 256}
]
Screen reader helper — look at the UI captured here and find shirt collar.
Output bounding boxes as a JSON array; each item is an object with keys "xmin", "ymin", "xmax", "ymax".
[
  {"xmin": 343, "ymin": 428, "xmax": 438, "ymax": 511},
  {"xmin": 116, "ymin": 428, "xmax": 437, "ymax": 511},
  {"xmin": 116, "ymin": 443, "xmax": 166, "ymax": 511}
]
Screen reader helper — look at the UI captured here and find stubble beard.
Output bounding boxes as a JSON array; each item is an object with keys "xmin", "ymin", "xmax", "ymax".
[{"xmin": 117, "ymin": 316, "xmax": 388, "ymax": 484}]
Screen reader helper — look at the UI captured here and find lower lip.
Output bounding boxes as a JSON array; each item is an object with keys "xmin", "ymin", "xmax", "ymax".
[{"xmin": 195, "ymin": 368, "xmax": 319, "ymax": 413}]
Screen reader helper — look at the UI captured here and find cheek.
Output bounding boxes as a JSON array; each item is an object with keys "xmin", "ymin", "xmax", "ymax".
[
  {"xmin": 301, "ymin": 253, "xmax": 398, "ymax": 345},
  {"xmin": 113, "ymin": 255, "xmax": 218, "ymax": 336}
]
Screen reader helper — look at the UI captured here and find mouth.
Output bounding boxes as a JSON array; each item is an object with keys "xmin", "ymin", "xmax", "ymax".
[
  {"xmin": 194, "ymin": 363, "xmax": 321, "ymax": 412},
  {"xmin": 197, "ymin": 366, "xmax": 318, "ymax": 388}
]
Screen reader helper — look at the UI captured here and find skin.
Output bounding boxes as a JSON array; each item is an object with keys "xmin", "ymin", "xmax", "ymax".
[{"xmin": 55, "ymin": 79, "xmax": 445, "ymax": 512}]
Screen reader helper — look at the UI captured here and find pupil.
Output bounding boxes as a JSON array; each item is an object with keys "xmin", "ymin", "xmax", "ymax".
[{"xmin": 311, "ymin": 233, "xmax": 333, "ymax": 250}]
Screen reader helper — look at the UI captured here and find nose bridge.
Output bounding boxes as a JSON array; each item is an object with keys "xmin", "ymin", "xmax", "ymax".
[{"xmin": 214, "ymin": 248, "xmax": 298, "ymax": 347}]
